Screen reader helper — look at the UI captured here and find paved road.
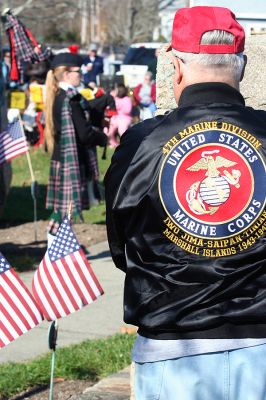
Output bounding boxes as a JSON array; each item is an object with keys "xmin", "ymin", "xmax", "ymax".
[{"xmin": 0, "ymin": 241, "xmax": 126, "ymax": 364}]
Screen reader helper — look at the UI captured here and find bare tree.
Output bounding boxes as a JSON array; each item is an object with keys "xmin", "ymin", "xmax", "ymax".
[
  {"xmin": 101, "ymin": 0, "xmax": 165, "ymax": 45},
  {"xmin": 1, "ymin": 0, "xmax": 178, "ymax": 46}
]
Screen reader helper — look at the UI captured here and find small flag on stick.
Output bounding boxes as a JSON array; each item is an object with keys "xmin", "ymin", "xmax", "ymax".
[
  {"xmin": 0, "ymin": 252, "xmax": 43, "ymax": 349},
  {"xmin": 0, "ymin": 117, "xmax": 28, "ymax": 165},
  {"xmin": 32, "ymin": 217, "xmax": 104, "ymax": 321}
]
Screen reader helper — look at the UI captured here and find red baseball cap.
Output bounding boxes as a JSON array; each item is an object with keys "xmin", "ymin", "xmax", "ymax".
[{"xmin": 168, "ymin": 6, "xmax": 245, "ymax": 54}]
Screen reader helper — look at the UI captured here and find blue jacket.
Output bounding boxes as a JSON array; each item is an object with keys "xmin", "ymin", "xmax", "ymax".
[{"xmin": 82, "ymin": 55, "xmax": 104, "ymax": 84}]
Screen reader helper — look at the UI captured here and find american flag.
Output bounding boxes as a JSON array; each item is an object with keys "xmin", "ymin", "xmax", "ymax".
[
  {"xmin": 0, "ymin": 252, "xmax": 43, "ymax": 349},
  {"xmin": 0, "ymin": 118, "xmax": 28, "ymax": 165},
  {"xmin": 32, "ymin": 217, "xmax": 104, "ymax": 321}
]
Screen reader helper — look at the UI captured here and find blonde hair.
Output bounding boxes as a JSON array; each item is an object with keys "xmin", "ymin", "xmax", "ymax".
[{"xmin": 44, "ymin": 66, "xmax": 69, "ymax": 153}]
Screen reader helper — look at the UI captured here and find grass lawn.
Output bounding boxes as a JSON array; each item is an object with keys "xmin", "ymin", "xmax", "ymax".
[
  {"xmin": 0, "ymin": 333, "xmax": 135, "ymax": 398},
  {"xmin": 1, "ymin": 146, "xmax": 114, "ymax": 225}
]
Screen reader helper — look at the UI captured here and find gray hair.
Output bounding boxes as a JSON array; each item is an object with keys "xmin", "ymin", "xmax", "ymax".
[{"xmin": 172, "ymin": 30, "xmax": 245, "ymax": 80}]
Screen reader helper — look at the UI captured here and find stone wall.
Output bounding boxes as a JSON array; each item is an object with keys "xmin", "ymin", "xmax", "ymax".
[{"xmin": 156, "ymin": 35, "xmax": 266, "ymax": 113}]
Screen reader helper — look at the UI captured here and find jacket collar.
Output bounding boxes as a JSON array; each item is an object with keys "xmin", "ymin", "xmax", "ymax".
[{"xmin": 178, "ymin": 82, "xmax": 245, "ymax": 109}]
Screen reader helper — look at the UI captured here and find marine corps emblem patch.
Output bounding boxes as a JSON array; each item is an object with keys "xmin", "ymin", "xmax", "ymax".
[{"xmin": 159, "ymin": 122, "xmax": 266, "ymax": 257}]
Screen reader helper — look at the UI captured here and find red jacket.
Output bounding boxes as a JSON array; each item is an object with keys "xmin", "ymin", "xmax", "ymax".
[{"xmin": 133, "ymin": 83, "xmax": 156, "ymax": 104}]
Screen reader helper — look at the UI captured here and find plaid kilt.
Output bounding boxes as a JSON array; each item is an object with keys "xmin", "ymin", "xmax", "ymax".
[
  {"xmin": 86, "ymin": 147, "xmax": 99, "ymax": 181},
  {"xmin": 46, "ymin": 88, "xmax": 88, "ymax": 218}
]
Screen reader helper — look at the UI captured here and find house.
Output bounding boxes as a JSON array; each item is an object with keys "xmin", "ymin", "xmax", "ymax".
[
  {"xmin": 190, "ymin": 0, "xmax": 266, "ymax": 35},
  {"xmin": 158, "ymin": 0, "xmax": 266, "ymax": 40}
]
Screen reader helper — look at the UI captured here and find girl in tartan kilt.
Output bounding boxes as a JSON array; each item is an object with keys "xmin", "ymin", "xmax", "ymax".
[{"xmin": 44, "ymin": 53, "xmax": 107, "ymax": 245}]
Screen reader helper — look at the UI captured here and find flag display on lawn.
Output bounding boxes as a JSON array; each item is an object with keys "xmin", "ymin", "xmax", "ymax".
[
  {"xmin": 0, "ymin": 252, "xmax": 43, "ymax": 349},
  {"xmin": 32, "ymin": 217, "xmax": 104, "ymax": 321},
  {"xmin": 0, "ymin": 118, "xmax": 28, "ymax": 165}
]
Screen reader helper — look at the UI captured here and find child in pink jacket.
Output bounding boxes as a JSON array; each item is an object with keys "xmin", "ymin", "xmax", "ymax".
[{"xmin": 107, "ymin": 84, "xmax": 132, "ymax": 148}]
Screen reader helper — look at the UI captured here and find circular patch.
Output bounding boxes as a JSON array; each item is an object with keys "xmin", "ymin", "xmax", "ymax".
[{"xmin": 159, "ymin": 129, "xmax": 266, "ymax": 239}]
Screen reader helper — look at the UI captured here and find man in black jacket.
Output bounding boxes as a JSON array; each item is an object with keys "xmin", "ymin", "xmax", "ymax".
[{"xmin": 105, "ymin": 6, "xmax": 266, "ymax": 399}]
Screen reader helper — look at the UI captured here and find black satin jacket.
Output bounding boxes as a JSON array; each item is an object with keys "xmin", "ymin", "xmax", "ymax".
[{"xmin": 105, "ymin": 83, "xmax": 266, "ymax": 340}]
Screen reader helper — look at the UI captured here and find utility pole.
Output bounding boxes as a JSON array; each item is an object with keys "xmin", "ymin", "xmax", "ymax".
[
  {"xmin": 90, "ymin": 0, "xmax": 94, "ymax": 44},
  {"xmin": 96, "ymin": 0, "xmax": 100, "ymax": 43}
]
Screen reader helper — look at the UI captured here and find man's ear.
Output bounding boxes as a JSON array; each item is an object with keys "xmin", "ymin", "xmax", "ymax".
[
  {"xmin": 172, "ymin": 56, "xmax": 183, "ymax": 84},
  {"xmin": 240, "ymin": 54, "xmax": 247, "ymax": 82}
]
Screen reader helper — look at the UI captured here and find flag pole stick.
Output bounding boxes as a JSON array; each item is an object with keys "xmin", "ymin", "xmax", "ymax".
[
  {"xmin": 18, "ymin": 115, "xmax": 38, "ymax": 241},
  {"xmin": 49, "ymin": 349, "xmax": 56, "ymax": 400},
  {"xmin": 48, "ymin": 320, "xmax": 58, "ymax": 400}
]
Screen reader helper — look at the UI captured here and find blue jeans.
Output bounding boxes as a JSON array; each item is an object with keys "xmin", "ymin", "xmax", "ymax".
[{"xmin": 135, "ymin": 344, "xmax": 266, "ymax": 400}]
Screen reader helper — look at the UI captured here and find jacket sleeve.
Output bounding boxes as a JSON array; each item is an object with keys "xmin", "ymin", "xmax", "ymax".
[
  {"xmin": 71, "ymin": 99, "xmax": 107, "ymax": 147},
  {"xmin": 104, "ymin": 118, "xmax": 162, "ymax": 272}
]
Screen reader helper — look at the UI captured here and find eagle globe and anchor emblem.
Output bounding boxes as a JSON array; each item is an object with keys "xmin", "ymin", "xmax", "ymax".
[
  {"xmin": 160, "ymin": 129, "xmax": 265, "ymax": 241},
  {"xmin": 186, "ymin": 150, "xmax": 241, "ymax": 216}
]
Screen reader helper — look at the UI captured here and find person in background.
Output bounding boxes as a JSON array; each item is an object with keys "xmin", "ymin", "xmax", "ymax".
[
  {"xmin": 44, "ymin": 52, "xmax": 106, "ymax": 245},
  {"xmin": 107, "ymin": 84, "xmax": 132, "ymax": 148},
  {"xmin": 147, "ymin": 47, "xmax": 160, "ymax": 81},
  {"xmin": 105, "ymin": 6, "xmax": 266, "ymax": 400},
  {"xmin": 82, "ymin": 81, "xmax": 116, "ymax": 206},
  {"xmin": 81, "ymin": 44, "xmax": 104, "ymax": 85},
  {"xmin": 133, "ymin": 71, "xmax": 156, "ymax": 120},
  {"xmin": 1, "ymin": 49, "xmax": 11, "ymax": 89}
]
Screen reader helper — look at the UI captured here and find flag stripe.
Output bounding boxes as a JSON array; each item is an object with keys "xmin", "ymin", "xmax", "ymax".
[
  {"xmin": 77, "ymin": 251, "xmax": 103, "ymax": 295},
  {"xmin": 0, "ymin": 284, "xmax": 31, "ymax": 332},
  {"xmin": 35, "ymin": 263, "xmax": 59, "ymax": 320},
  {"xmin": 60, "ymin": 257, "xmax": 89, "ymax": 303},
  {"xmin": 0, "ymin": 252, "xmax": 43, "ymax": 349},
  {"xmin": 0, "ymin": 277, "xmax": 31, "ymax": 331},
  {"xmin": 8, "ymin": 270, "xmax": 43, "ymax": 324},
  {"xmin": 56, "ymin": 259, "xmax": 82, "ymax": 310},
  {"xmin": 1, "ymin": 144, "xmax": 28, "ymax": 159},
  {"xmin": 65, "ymin": 254, "xmax": 94, "ymax": 304},
  {"xmin": 0, "ymin": 316, "xmax": 14, "ymax": 346},
  {"xmin": 0, "ymin": 307, "xmax": 21, "ymax": 340},
  {"xmin": 4, "ymin": 270, "xmax": 42, "ymax": 325},
  {"xmin": 0, "ymin": 293, "xmax": 27, "ymax": 334},
  {"xmin": 0, "ymin": 335, "xmax": 7, "ymax": 348},
  {"xmin": 70, "ymin": 253, "xmax": 97, "ymax": 301},
  {"xmin": 0, "ymin": 147, "xmax": 28, "ymax": 164},
  {"xmin": 45, "ymin": 254, "xmax": 76, "ymax": 315},
  {"xmin": 37, "ymin": 260, "xmax": 66, "ymax": 319},
  {"xmin": 1, "ymin": 137, "xmax": 26, "ymax": 151},
  {"xmin": 40, "ymin": 259, "xmax": 67, "ymax": 317},
  {"xmin": 32, "ymin": 269, "xmax": 57, "ymax": 321}
]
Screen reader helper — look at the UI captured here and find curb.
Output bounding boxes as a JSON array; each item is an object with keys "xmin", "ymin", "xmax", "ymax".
[{"xmin": 69, "ymin": 366, "xmax": 132, "ymax": 400}]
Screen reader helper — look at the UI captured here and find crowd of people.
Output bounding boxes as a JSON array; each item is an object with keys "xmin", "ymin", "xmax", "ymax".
[
  {"xmin": 1, "ymin": 42, "xmax": 157, "ymax": 237},
  {"xmin": 1, "ymin": 42, "xmax": 158, "ymax": 146}
]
